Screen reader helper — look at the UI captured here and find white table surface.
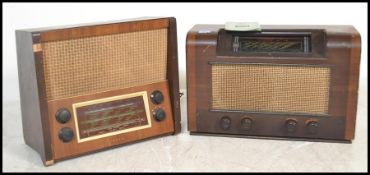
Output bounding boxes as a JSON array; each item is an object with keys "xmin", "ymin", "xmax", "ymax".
[{"xmin": 3, "ymin": 83, "xmax": 368, "ymax": 172}]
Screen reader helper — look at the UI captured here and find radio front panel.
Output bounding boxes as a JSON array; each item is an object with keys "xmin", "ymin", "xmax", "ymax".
[
  {"xmin": 48, "ymin": 81, "xmax": 174, "ymax": 160},
  {"xmin": 16, "ymin": 17, "xmax": 181, "ymax": 165},
  {"xmin": 187, "ymin": 25, "xmax": 361, "ymax": 142}
]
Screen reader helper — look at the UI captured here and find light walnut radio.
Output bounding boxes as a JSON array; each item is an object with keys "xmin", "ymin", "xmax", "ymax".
[
  {"xmin": 16, "ymin": 17, "xmax": 181, "ymax": 166},
  {"xmin": 187, "ymin": 24, "xmax": 361, "ymax": 142}
]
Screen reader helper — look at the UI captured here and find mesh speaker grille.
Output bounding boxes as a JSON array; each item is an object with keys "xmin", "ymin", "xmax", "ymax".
[
  {"xmin": 42, "ymin": 29, "xmax": 168, "ymax": 101},
  {"xmin": 212, "ymin": 64, "xmax": 331, "ymax": 115}
]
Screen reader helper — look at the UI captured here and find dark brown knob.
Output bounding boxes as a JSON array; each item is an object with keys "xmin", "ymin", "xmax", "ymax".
[
  {"xmin": 55, "ymin": 108, "xmax": 71, "ymax": 124},
  {"xmin": 151, "ymin": 90, "xmax": 164, "ymax": 105},
  {"xmin": 307, "ymin": 121, "xmax": 319, "ymax": 134},
  {"xmin": 241, "ymin": 118, "xmax": 253, "ymax": 131},
  {"xmin": 285, "ymin": 119, "xmax": 298, "ymax": 133},
  {"xmin": 220, "ymin": 116, "xmax": 231, "ymax": 130},
  {"xmin": 153, "ymin": 108, "xmax": 166, "ymax": 121},
  {"xmin": 58, "ymin": 127, "xmax": 74, "ymax": 143}
]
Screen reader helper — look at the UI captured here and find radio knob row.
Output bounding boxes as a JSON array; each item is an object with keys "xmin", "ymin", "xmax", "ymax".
[
  {"xmin": 220, "ymin": 116, "xmax": 253, "ymax": 131},
  {"xmin": 55, "ymin": 91, "xmax": 165, "ymax": 122},
  {"xmin": 54, "ymin": 108, "xmax": 73, "ymax": 142},
  {"xmin": 54, "ymin": 90, "xmax": 166, "ymax": 143},
  {"xmin": 55, "ymin": 90, "xmax": 165, "ymax": 125},
  {"xmin": 220, "ymin": 117, "xmax": 319, "ymax": 134},
  {"xmin": 285, "ymin": 119, "xmax": 319, "ymax": 134},
  {"xmin": 151, "ymin": 90, "xmax": 166, "ymax": 122}
]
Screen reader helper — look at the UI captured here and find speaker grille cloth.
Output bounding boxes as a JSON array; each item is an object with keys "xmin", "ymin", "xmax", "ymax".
[
  {"xmin": 42, "ymin": 29, "xmax": 167, "ymax": 101},
  {"xmin": 212, "ymin": 64, "xmax": 330, "ymax": 114}
]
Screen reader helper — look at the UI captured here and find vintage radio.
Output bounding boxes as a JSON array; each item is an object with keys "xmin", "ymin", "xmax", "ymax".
[
  {"xmin": 187, "ymin": 24, "xmax": 361, "ymax": 142},
  {"xmin": 16, "ymin": 17, "xmax": 181, "ymax": 165}
]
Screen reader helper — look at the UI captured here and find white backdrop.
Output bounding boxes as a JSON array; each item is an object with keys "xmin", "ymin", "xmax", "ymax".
[
  {"xmin": 3, "ymin": 2, "xmax": 368, "ymax": 102},
  {"xmin": 2, "ymin": 3, "xmax": 368, "ymax": 172}
]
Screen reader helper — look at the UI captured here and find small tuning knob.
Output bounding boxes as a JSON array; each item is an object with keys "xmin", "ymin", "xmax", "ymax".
[
  {"xmin": 285, "ymin": 119, "xmax": 298, "ymax": 133},
  {"xmin": 151, "ymin": 90, "xmax": 164, "ymax": 105},
  {"xmin": 153, "ymin": 108, "xmax": 166, "ymax": 121},
  {"xmin": 58, "ymin": 127, "xmax": 74, "ymax": 143},
  {"xmin": 220, "ymin": 116, "xmax": 231, "ymax": 130},
  {"xmin": 307, "ymin": 121, "xmax": 319, "ymax": 134},
  {"xmin": 241, "ymin": 118, "xmax": 253, "ymax": 131},
  {"xmin": 55, "ymin": 108, "xmax": 71, "ymax": 124}
]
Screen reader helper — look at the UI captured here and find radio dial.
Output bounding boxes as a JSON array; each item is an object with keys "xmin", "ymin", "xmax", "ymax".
[
  {"xmin": 285, "ymin": 119, "xmax": 298, "ymax": 133},
  {"xmin": 241, "ymin": 118, "xmax": 253, "ymax": 131},
  {"xmin": 220, "ymin": 116, "xmax": 231, "ymax": 130},
  {"xmin": 55, "ymin": 108, "xmax": 71, "ymax": 124},
  {"xmin": 151, "ymin": 90, "xmax": 164, "ymax": 104},
  {"xmin": 307, "ymin": 121, "xmax": 319, "ymax": 134},
  {"xmin": 153, "ymin": 108, "xmax": 166, "ymax": 121},
  {"xmin": 58, "ymin": 127, "xmax": 74, "ymax": 143}
]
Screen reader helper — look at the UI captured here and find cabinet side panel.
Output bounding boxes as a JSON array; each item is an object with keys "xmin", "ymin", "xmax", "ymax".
[
  {"xmin": 167, "ymin": 18, "xmax": 181, "ymax": 134},
  {"xmin": 345, "ymin": 28, "xmax": 361, "ymax": 140},
  {"xmin": 16, "ymin": 31, "xmax": 52, "ymax": 165},
  {"xmin": 186, "ymin": 30, "xmax": 197, "ymax": 131}
]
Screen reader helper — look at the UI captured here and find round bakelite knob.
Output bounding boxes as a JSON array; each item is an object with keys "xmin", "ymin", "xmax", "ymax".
[
  {"xmin": 58, "ymin": 127, "xmax": 74, "ymax": 143},
  {"xmin": 55, "ymin": 108, "xmax": 71, "ymax": 124},
  {"xmin": 285, "ymin": 119, "xmax": 298, "ymax": 133},
  {"xmin": 241, "ymin": 118, "xmax": 253, "ymax": 131},
  {"xmin": 153, "ymin": 108, "xmax": 166, "ymax": 121},
  {"xmin": 307, "ymin": 121, "xmax": 319, "ymax": 134},
  {"xmin": 220, "ymin": 116, "xmax": 231, "ymax": 130},
  {"xmin": 151, "ymin": 90, "xmax": 164, "ymax": 105}
]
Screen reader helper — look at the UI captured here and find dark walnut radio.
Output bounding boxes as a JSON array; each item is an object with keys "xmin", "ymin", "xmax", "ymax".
[
  {"xmin": 187, "ymin": 24, "xmax": 361, "ymax": 142},
  {"xmin": 16, "ymin": 17, "xmax": 181, "ymax": 166}
]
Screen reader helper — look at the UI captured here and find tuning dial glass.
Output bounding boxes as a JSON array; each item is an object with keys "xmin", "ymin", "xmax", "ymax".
[
  {"xmin": 58, "ymin": 127, "xmax": 74, "ymax": 143},
  {"xmin": 55, "ymin": 108, "xmax": 71, "ymax": 124},
  {"xmin": 151, "ymin": 90, "xmax": 164, "ymax": 105}
]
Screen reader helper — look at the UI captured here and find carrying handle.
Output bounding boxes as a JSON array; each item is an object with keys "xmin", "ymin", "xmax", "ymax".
[{"xmin": 225, "ymin": 22, "xmax": 261, "ymax": 32}]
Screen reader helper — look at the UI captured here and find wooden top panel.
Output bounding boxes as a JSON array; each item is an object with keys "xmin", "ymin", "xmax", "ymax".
[
  {"xmin": 189, "ymin": 24, "xmax": 359, "ymax": 35},
  {"xmin": 18, "ymin": 17, "xmax": 171, "ymax": 43}
]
